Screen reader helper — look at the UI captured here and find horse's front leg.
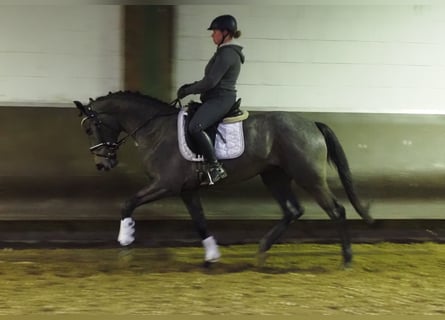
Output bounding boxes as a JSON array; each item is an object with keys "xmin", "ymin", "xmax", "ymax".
[
  {"xmin": 118, "ymin": 183, "xmax": 170, "ymax": 246},
  {"xmin": 181, "ymin": 189, "xmax": 221, "ymax": 264}
]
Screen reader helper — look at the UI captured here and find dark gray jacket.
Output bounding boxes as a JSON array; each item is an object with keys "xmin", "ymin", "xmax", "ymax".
[{"xmin": 182, "ymin": 43, "xmax": 245, "ymax": 101}]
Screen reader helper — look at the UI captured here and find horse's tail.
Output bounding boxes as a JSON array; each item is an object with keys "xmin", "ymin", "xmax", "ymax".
[{"xmin": 315, "ymin": 122, "xmax": 374, "ymax": 224}]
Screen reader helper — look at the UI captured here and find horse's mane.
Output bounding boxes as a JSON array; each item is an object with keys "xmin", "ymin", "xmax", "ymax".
[{"xmin": 90, "ymin": 90, "xmax": 176, "ymax": 111}]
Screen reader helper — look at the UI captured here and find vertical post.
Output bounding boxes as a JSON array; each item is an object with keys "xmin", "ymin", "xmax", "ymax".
[{"xmin": 123, "ymin": 6, "xmax": 174, "ymax": 101}]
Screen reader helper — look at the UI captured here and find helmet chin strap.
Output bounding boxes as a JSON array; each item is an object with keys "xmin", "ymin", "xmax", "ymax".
[{"xmin": 218, "ymin": 30, "xmax": 230, "ymax": 47}]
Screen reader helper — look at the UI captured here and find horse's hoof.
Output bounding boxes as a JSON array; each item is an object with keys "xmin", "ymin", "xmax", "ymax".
[
  {"xmin": 257, "ymin": 251, "xmax": 268, "ymax": 267},
  {"xmin": 117, "ymin": 247, "xmax": 135, "ymax": 265},
  {"xmin": 258, "ymin": 239, "xmax": 270, "ymax": 253},
  {"xmin": 203, "ymin": 260, "xmax": 215, "ymax": 268}
]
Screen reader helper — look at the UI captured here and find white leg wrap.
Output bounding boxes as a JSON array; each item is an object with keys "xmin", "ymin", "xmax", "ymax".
[
  {"xmin": 118, "ymin": 217, "xmax": 135, "ymax": 246},
  {"xmin": 202, "ymin": 236, "xmax": 221, "ymax": 262}
]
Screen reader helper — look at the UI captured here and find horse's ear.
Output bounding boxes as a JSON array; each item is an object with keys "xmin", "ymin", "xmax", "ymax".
[{"xmin": 73, "ymin": 100, "xmax": 86, "ymax": 114}]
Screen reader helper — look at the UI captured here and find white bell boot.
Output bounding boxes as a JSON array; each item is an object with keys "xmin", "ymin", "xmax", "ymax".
[
  {"xmin": 118, "ymin": 217, "xmax": 135, "ymax": 246},
  {"xmin": 202, "ymin": 236, "xmax": 221, "ymax": 262}
]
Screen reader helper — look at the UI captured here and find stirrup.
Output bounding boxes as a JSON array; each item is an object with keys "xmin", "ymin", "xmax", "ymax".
[{"xmin": 207, "ymin": 163, "xmax": 227, "ymax": 185}]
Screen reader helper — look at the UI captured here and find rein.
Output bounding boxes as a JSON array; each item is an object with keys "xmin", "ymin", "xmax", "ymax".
[{"xmin": 113, "ymin": 98, "xmax": 182, "ymax": 149}]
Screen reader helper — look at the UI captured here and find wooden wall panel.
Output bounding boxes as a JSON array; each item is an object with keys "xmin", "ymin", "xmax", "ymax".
[{"xmin": 124, "ymin": 6, "xmax": 174, "ymax": 101}]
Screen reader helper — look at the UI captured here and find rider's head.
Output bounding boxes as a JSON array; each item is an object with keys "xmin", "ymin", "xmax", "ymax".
[{"xmin": 208, "ymin": 15, "xmax": 241, "ymax": 46}]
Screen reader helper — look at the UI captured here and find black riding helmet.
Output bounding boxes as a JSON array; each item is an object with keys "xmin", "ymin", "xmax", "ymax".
[{"xmin": 207, "ymin": 15, "xmax": 237, "ymax": 34}]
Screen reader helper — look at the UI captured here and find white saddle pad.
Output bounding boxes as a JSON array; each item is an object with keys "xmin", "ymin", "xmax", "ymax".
[{"xmin": 177, "ymin": 109, "xmax": 245, "ymax": 162}]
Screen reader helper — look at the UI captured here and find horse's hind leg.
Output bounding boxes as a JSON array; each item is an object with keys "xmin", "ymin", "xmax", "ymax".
[
  {"xmin": 305, "ymin": 184, "xmax": 352, "ymax": 267},
  {"xmin": 259, "ymin": 167, "xmax": 304, "ymax": 255}
]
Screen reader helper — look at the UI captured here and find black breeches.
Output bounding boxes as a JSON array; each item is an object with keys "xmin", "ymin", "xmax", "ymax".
[
  {"xmin": 188, "ymin": 96, "xmax": 235, "ymax": 135},
  {"xmin": 188, "ymin": 95, "xmax": 235, "ymax": 163}
]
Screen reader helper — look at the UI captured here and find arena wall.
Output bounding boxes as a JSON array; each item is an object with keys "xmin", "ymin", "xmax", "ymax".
[
  {"xmin": 174, "ymin": 5, "xmax": 445, "ymax": 114},
  {"xmin": 0, "ymin": 5, "xmax": 122, "ymax": 107},
  {"xmin": 1, "ymin": 5, "xmax": 444, "ymax": 229}
]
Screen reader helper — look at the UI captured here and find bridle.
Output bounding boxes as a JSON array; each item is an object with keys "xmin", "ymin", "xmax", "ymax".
[{"xmin": 80, "ymin": 99, "xmax": 182, "ymax": 161}]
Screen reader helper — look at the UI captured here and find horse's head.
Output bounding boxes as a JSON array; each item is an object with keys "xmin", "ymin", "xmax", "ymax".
[{"xmin": 74, "ymin": 99, "xmax": 120, "ymax": 171}]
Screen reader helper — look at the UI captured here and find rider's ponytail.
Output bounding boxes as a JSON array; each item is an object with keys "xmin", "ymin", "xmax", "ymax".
[{"xmin": 233, "ymin": 30, "xmax": 241, "ymax": 39}]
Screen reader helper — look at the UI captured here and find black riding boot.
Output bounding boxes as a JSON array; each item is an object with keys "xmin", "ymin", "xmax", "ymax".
[{"xmin": 192, "ymin": 130, "xmax": 227, "ymax": 184}]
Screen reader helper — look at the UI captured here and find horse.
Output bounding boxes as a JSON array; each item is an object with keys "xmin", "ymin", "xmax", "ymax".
[{"xmin": 74, "ymin": 91, "xmax": 373, "ymax": 267}]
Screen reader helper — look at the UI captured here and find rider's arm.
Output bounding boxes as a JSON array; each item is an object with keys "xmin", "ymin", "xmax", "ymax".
[{"xmin": 182, "ymin": 49, "xmax": 234, "ymax": 95}]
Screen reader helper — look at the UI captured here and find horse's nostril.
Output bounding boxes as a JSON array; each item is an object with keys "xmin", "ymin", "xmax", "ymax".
[{"xmin": 96, "ymin": 163, "xmax": 104, "ymax": 171}]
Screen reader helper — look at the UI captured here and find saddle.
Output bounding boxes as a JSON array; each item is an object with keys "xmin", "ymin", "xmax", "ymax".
[
  {"xmin": 177, "ymin": 99, "xmax": 249, "ymax": 162},
  {"xmin": 184, "ymin": 98, "xmax": 248, "ymax": 155}
]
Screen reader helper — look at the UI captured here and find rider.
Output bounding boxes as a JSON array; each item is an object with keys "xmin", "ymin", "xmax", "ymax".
[{"xmin": 177, "ymin": 14, "xmax": 245, "ymax": 184}]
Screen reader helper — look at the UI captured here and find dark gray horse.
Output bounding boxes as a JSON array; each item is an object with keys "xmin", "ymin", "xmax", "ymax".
[{"xmin": 74, "ymin": 91, "xmax": 373, "ymax": 267}]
